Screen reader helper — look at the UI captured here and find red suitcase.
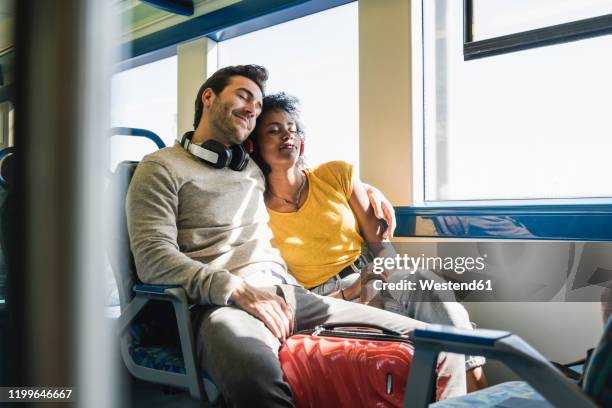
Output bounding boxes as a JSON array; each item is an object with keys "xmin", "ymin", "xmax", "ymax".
[{"xmin": 279, "ymin": 324, "xmax": 448, "ymax": 408}]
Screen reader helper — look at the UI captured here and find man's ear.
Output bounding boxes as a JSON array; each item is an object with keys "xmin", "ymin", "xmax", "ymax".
[{"xmin": 202, "ymin": 88, "xmax": 216, "ymax": 110}]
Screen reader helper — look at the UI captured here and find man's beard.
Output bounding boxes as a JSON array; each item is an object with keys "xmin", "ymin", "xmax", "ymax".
[{"xmin": 209, "ymin": 99, "xmax": 247, "ymax": 145}]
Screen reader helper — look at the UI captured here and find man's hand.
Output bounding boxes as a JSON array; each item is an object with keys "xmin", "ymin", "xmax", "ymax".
[
  {"xmin": 229, "ymin": 281, "xmax": 294, "ymax": 342},
  {"xmin": 365, "ymin": 185, "xmax": 396, "ymax": 239}
]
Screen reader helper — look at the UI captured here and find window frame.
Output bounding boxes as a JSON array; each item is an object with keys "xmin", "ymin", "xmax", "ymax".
[
  {"xmin": 114, "ymin": 44, "xmax": 177, "ymax": 74},
  {"xmin": 463, "ymin": 0, "xmax": 612, "ymax": 60},
  {"xmin": 121, "ymin": 0, "xmax": 355, "ymax": 60},
  {"xmin": 405, "ymin": 0, "xmax": 612, "ymax": 241}
]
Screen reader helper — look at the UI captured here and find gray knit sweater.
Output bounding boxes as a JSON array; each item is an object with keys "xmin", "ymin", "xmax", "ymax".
[{"xmin": 126, "ymin": 145, "xmax": 289, "ymax": 306}]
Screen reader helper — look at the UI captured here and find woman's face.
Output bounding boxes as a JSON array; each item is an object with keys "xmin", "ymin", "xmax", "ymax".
[{"xmin": 256, "ymin": 109, "xmax": 303, "ymax": 170}]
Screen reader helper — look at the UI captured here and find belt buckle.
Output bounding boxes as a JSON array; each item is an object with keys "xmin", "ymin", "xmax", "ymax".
[{"xmin": 354, "ymin": 254, "xmax": 367, "ymax": 269}]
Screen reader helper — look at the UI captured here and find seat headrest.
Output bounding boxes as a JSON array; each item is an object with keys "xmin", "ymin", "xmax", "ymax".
[
  {"xmin": 108, "ymin": 160, "xmax": 139, "ymax": 307},
  {"xmin": 114, "ymin": 161, "xmax": 139, "ymax": 197}
]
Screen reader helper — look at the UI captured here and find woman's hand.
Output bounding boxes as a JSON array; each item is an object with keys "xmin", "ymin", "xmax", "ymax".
[
  {"xmin": 342, "ymin": 264, "xmax": 389, "ymax": 302},
  {"xmin": 364, "ymin": 184, "xmax": 396, "ymax": 239},
  {"xmin": 363, "ymin": 262, "xmax": 390, "ymax": 283},
  {"xmin": 342, "ymin": 277, "xmax": 362, "ymax": 300}
]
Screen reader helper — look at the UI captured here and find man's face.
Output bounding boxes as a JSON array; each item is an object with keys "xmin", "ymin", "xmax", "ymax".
[{"xmin": 205, "ymin": 76, "xmax": 263, "ymax": 146}]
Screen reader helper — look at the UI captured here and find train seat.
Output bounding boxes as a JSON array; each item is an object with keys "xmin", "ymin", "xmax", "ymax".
[
  {"xmin": 0, "ymin": 147, "xmax": 15, "ymax": 303},
  {"xmin": 108, "ymin": 160, "xmax": 220, "ymax": 405},
  {"xmin": 406, "ymin": 316, "xmax": 612, "ymax": 408}
]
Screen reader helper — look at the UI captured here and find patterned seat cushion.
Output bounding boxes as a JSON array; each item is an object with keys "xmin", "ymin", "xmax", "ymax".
[
  {"xmin": 130, "ymin": 344, "xmax": 221, "ymax": 403},
  {"xmin": 131, "ymin": 345, "xmax": 187, "ymax": 374},
  {"xmin": 430, "ymin": 381, "xmax": 548, "ymax": 407}
]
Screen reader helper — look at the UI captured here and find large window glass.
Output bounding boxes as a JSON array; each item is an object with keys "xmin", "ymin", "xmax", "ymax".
[
  {"xmin": 420, "ymin": 0, "xmax": 612, "ymax": 203},
  {"xmin": 110, "ymin": 55, "xmax": 177, "ymax": 169},
  {"xmin": 0, "ymin": 51, "xmax": 14, "ymax": 89},
  {"xmin": 473, "ymin": 0, "xmax": 612, "ymax": 41},
  {"xmin": 0, "ymin": 101, "xmax": 12, "ymax": 149},
  {"xmin": 218, "ymin": 3, "xmax": 359, "ymax": 170}
]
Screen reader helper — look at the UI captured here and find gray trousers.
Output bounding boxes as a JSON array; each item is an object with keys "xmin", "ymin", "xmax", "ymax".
[{"xmin": 193, "ymin": 284, "xmax": 466, "ymax": 408}]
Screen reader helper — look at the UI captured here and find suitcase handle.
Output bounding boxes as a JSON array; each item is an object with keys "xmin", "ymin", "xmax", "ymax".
[{"xmin": 314, "ymin": 322, "xmax": 403, "ymax": 337}]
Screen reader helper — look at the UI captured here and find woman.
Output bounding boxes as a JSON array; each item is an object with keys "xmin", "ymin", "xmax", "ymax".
[
  {"xmin": 249, "ymin": 93, "xmax": 381, "ymax": 300},
  {"xmin": 248, "ymin": 93, "xmax": 486, "ymax": 390}
]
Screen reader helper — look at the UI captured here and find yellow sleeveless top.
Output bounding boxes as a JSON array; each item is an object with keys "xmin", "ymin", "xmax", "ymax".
[{"xmin": 267, "ymin": 161, "xmax": 363, "ymax": 289}]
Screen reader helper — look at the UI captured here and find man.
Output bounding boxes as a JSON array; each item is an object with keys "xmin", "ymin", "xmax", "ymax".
[{"xmin": 126, "ymin": 65, "xmax": 466, "ymax": 407}]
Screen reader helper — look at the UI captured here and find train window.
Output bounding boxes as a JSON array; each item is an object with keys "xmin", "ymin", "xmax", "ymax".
[
  {"xmin": 7, "ymin": 106, "xmax": 12, "ymax": 147},
  {"xmin": 417, "ymin": 0, "xmax": 612, "ymax": 204},
  {"xmin": 110, "ymin": 54, "xmax": 177, "ymax": 169},
  {"xmin": 0, "ymin": 49, "xmax": 14, "ymax": 151},
  {"xmin": 0, "ymin": 51, "xmax": 14, "ymax": 88},
  {"xmin": 470, "ymin": 0, "xmax": 612, "ymax": 41},
  {"xmin": 217, "ymin": 2, "xmax": 359, "ymax": 170},
  {"xmin": 0, "ymin": 101, "xmax": 11, "ymax": 149}
]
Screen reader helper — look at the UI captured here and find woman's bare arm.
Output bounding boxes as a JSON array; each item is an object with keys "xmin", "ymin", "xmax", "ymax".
[{"xmin": 348, "ymin": 173, "xmax": 386, "ymax": 251}]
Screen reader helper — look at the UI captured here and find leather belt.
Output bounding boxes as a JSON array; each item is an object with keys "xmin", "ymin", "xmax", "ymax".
[{"xmin": 337, "ymin": 255, "xmax": 367, "ymax": 279}]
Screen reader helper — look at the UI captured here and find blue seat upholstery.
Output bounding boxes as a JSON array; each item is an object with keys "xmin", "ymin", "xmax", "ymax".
[
  {"xmin": 430, "ymin": 381, "xmax": 546, "ymax": 407},
  {"xmin": 131, "ymin": 345, "xmax": 186, "ymax": 374}
]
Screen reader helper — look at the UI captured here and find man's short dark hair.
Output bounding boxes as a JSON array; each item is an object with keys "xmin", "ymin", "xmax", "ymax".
[{"xmin": 193, "ymin": 64, "xmax": 268, "ymax": 129}]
